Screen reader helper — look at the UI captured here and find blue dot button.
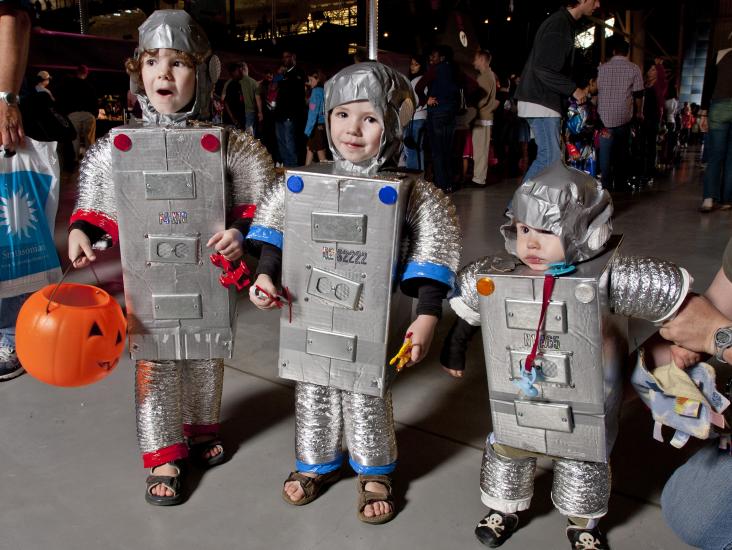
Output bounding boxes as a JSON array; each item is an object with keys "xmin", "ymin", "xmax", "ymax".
[
  {"xmin": 378, "ymin": 186, "xmax": 398, "ymax": 205},
  {"xmin": 287, "ymin": 175, "xmax": 304, "ymax": 193}
]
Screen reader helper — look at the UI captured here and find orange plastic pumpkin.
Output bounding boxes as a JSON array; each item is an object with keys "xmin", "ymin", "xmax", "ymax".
[{"xmin": 16, "ymin": 283, "xmax": 127, "ymax": 387}]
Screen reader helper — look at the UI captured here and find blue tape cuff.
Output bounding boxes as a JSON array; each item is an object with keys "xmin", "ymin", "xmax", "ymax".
[
  {"xmin": 348, "ymin": 457, "xmax": 397, "ymax": 475},
  {"xmin": 401, "ymin": 261, "xmax": 455, "ymax": 289},
  {"xmin": 295, "ymin": 455, "xmax": 344, "ymax": 474},
  {"xmin": 246, "ymin": 225, "xmax": 283, "ymax": 249}
]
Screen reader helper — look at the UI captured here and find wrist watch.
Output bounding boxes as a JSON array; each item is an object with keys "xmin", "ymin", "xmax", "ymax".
[
  {"xmin": 0, "ymin": 92, "xmax": 19, "ymax": 106},
  {"xmin": 713, "ymin": 326, "xmax": 732, "ymax": 363}
]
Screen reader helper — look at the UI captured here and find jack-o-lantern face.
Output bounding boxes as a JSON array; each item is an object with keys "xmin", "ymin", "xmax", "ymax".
[{"xmin": 16, "ymin": 283, "xmax": 127, "ymax": 387}]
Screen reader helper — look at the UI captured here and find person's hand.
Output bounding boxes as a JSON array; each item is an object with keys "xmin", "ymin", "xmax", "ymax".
[
  {"xmin": 68, "ymin": 228, "xmax": 96, "ymax": 268},
  {"xmin": 572, "ymin": 87, "xmax": 589, "ymax": 103},
  {"xmin": 404, "ymin": 314, "xmax": 439, "ymax": 366},
  {"xmin": 659, "ymin": 294, "xmax": 731, "ymax": 355},
  {"xmin": 0, "ymin": 102, "xmax": 25, "ymax": 150},
  {"xmin": 427, "ymin": 96, "xmax": 439, "ymax": 107},
  {"xmin": 669, "ymin": 344, "xmax": 702, "ymax": 369},
  {"xmin": 249, "ymin": 273, "xmax": 278, "ymax": 310},
  {"xmin": 700, "ymin": 115, "xmax": 709, "ymax": 133},
  {"xmin": 257, "ymin": 111, "xmax": 264, "ymax": 122},
  {"xmin": 207, "ymin": 228, "xmax": 244, "ymax": 261},
  {"xmin": 442, "ymin": 366, "xmax": 464, "ymax": 378}
]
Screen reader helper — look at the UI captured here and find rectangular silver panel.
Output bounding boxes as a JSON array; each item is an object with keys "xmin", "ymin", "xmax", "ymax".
[
  {"xmin": 306, "ymin": 328, "xmax": 357, "ymax": 362},
  {"xmin": 311, "ymin": 212, "xmax": 367, "ymax": 244},
  {"xmin": 144, "ymin": 170, "xmax": 195, "ymax": 199},
  {"xmin": 515, "ymin": 400, "xmax": 574, "ymax": 432},
  {"xmin": 152, "ymin": 293, "xmax": 203, "ymax": 319},
  {"xmin": 505, "ymin": 299, "xmax": 567, "ymax": 333},
  {"xmin": 306, "ymin": 266, "xmax": 363, "ymax": 310},
  {"xmin": 146, "ymin": 234, "xmax": 199, "ymax": 264},
  {"xmin": 510, "ymin": 350, "xmax": 572, "ymax": 386},
  {"xmin": 278, "ymin": 165, "xmax": 414, "ymax": 397}
]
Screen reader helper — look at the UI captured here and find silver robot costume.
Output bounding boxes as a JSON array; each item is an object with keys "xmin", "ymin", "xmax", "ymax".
[
  {"xmin": 447, "ymin": 163, "xmax": 689, "ymax": 519},
  {"xmin": 70, "ymin": 10, "xmax": 275, "ymax": 468},
  {"xmin": 248, "ymin": 62, "xmax": 461, "ymax": 473}
]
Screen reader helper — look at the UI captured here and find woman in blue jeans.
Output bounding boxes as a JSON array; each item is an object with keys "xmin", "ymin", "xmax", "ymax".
[{"xmin": 404, "ymin": 56, "xmax": 427, "ymax": 171}]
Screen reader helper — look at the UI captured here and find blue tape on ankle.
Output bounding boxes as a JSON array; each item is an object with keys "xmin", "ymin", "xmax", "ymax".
[
  {"xmin": 349, "ymin": 457, "xmax": 397, "ymax": 475},
  {"xmin": 295, "ymin": 455, "xmax": 344, "ymax": 474}
]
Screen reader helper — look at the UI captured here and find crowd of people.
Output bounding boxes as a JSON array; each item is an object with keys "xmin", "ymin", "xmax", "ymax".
[{"xmin": 0, "ymin": 1, "xmax": 730, "ymax": 549}]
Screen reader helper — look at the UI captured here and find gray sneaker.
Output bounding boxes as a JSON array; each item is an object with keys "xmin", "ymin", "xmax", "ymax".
[{"xmin": 0, "ymin": 346, "xmax": 25, "ymax": 381}]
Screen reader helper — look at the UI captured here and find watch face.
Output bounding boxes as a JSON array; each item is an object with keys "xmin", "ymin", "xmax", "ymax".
[
  {"xmin": 0, "ymin": 92, "xmax": 17, "ymax": 105},
  {"xmin": 716, "ymin": 328, "xmax": 732, "ymax": 346}
]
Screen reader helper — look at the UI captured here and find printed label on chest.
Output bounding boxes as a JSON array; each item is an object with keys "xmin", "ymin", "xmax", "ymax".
[
  {"xmin": 523, "ymin": 332, "xmax": 562, "ymax": 350},
  {"xmin": 322, "ymin": 246, "xmax": 368, "ymax": 265},
  {"xmin": 159, "ymin": 211, "xmax": 188, "ymax": 224}
]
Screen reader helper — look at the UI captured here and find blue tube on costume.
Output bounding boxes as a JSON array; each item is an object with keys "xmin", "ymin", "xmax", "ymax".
[
  {"xmin": 401, "ymin": 261, "xmax": 455, "ymax": 290},
  {"xmin": 296, "ymin": 454, "xmax": 345, "ymax": 475},
  {"xmin": 349, "ymin": 457, "xmax": 397, "ymax": 475},
  {"xmin": 246, "ymin": 225, "xmax": 283, "ymax": 249}
]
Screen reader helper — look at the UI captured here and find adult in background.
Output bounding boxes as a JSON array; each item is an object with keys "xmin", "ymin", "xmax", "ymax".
[
  {"xmin": 0, "ymin": 0, "xmax": 32, "ymax": 379},
  {"xmin": 57, "ymin": 64, "xmax": 97, "ymax": 162},
  {"xmin": 404, "ymin": 55, "xmax": 427, "ymax": 171},
  {"xmin": 515, "ymin": 0, "xmax": 599, "ymax": 182},
  {"xmin": 0, "ymin": 0, "xmax": 30, "ymax": 151},
  {"xmin": 650, "ymin": 237, "xmax": 732, "ymax": 549},
  {"xmin": 415, "ymin": 45, "xmax": 466, "ymax": 193},
  {"xmin": 222, "ymin": 62, "xmax": 246, "ymax": 128},
  {"xmin": 239, "ymin": 62, "xmax": 261, "ymax": 136},
  {"xmin": 699, "ymin": 35, "xmax": 732, "ymax": 213},
  {"xmin": 274, "ymin": 49, "xmax": 305, "ymax": 167},
  {"xmin": 471, "ymin": 49, "xmax": 498, "ymax": 187},
  {"xmin": 596, "ymin": 35, "xmax": 644, "ymax": 191}
]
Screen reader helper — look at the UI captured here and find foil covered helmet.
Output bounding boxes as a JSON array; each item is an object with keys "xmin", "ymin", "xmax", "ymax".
[
  {"xmin": 132, "ymin": 10, "xmax": 220, "ymax": 125},
  {"xmin": 324, "ymin": 61, "xmax": 415, "ymax": 175},
  {"xmin": 501, "ymin": 162, "xmax": 613, "ymax": 265}
]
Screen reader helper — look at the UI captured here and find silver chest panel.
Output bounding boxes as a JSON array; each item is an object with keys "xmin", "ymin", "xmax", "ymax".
[
  {"xmin": 279, "ymin": 164, "xmax": 413, "ymax": 397},
  {"xmin": 478, "ymin": 237, "xmax": 627, "ymax": 462},
  {"xmin": 111, "ymin": 125, "xmax": 236, "ymax": 360}
]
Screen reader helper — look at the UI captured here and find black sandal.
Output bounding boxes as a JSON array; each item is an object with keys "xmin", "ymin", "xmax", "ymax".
[
  {"xmin": 187, "ymin": 437, "xmax": 226, "ymax": 469},
  {"xmin": 145, "ymin": 462, "xmax": 184, "ymax": 506},
  {"xmin": 281, "ymin": 469, "xmax": 341, "ymax": 506}
]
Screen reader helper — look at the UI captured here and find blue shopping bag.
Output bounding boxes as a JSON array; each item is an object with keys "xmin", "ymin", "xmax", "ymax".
[{"xmin": 0, "ymin": 138, "xmax": 61, "ymax": 297}]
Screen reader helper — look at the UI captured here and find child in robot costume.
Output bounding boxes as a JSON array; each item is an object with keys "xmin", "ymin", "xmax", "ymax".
[
  {"xmin": 441, "ymin": 162, "xmax": 691, "ymax": 549},
  {"xmin": 67, "ymin": 10, "xmax": 275, "ymax": 505},
  {"xmin": 248, "ymin": 62, "xmax": 462, "ymax": 524}
]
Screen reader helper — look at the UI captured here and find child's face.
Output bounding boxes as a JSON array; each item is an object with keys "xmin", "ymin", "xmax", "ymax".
[
  {"xmin": 307, "ymin": 75, "xmax": 318, "ymax": 88},
  {"xmin": 141, "ymin": 48, "xmax": 196, "ymax": 114},
  {"xmin": 329, "ymin": 100, "xmax": 383, "ymax": 163},
  {"xmin": 515, "ymin": 222, "xmax": 565, "ymax": 271}
]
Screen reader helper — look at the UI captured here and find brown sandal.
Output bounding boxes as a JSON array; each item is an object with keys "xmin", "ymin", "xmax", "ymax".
[
  {"xmin": 356, "ymin": 474, "xmax": 395, "ymax": 524},
  {"xmin": 281, "ymin": 469, "xmax": 341, "ymax": 506}
]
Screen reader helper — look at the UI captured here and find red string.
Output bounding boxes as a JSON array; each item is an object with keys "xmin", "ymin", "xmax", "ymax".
[{"xmin": 524, "ymin": 274, "xmax": 556, "ymax": 373}]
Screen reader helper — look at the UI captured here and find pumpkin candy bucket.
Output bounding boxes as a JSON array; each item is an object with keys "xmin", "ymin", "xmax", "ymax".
[{"xmin": 16, "ymin": 280, "xmax": 126, "ymax": 387}]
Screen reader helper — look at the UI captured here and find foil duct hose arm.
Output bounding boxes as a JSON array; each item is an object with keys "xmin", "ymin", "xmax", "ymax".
[
  {"xmin": 73, "ymin": 134, "xmax": 116, "ymax": 224},
  {"xmin": 404, "ymin": 178, "xmax": 462, "ymax": 278},
  {"xmin": 609, "ymin": 255, "xmax": 691, "ymax": 323},
  {"xmin": 226, "ymin": 128, "xmax": 276, "ymax": 207}
]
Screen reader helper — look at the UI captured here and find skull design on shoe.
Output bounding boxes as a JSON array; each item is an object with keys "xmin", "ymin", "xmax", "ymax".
[
  {"xmin": 566, "ymin": 524, "xmax": 608, "ymax": 550},
  {"xmin": 474, "ymin": 509, "xmax": 519, "ymax": 548}
]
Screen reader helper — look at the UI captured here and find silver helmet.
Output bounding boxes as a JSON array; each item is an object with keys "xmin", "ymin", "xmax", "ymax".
[
  {"xmin": 324, "ymin": 61, "xmax": 415, "ymax": 175},
  {"xmin": 501, "ymin": 162, "xmax": 613, "ymax": 265},
  {"xmin": 132, "ymin": 10, "xmax": 220, "ymax": 125}
]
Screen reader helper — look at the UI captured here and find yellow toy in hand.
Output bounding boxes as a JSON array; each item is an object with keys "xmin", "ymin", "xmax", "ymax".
[{"xmin": 390, "ymin": 331, "xmax": 414, "ymax": 372}]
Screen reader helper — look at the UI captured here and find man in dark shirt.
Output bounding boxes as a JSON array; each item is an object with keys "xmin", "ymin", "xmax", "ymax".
[
  {"xmin": 415, "ymin": 45, "xmax": 466, "ymax": 193},
  {"xmin": 515, "ymin": 0, "xmax": 598, "ymax": 182},
  {"xmin": 274, "ymin": 50, "xmax": 305, "ymax": 167},
  {"xmin": 57, "ymin": 64, "xmax": 97, "ymax": 161},
  {"xmin": 223, "ymin": 62, "xmax": 246, "ymax": 128}
]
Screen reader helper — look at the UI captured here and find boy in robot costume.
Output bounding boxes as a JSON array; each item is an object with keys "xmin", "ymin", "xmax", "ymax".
[
  {"xmin": 67, "ymin": 10, "xmax": 275, "ymax": 505},
  {"xmin": 248, "ymin": 62, "xmax": 462, "ymax": 524},
  {"xmin": 441, "ymin": 162, "xmax": 691, "ymax": 549}
]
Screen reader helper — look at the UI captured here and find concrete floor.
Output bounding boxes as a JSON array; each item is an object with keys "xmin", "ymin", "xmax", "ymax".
[{"xmin": 2, "ymin": 148, "xmax": 727, "ymax": 550}]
